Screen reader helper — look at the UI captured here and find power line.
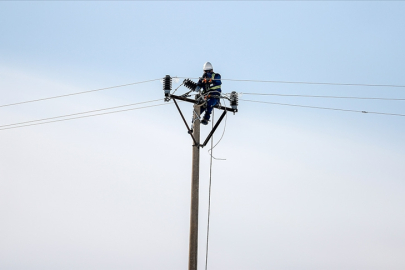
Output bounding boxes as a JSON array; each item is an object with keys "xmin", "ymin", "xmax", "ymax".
[
  {"xmin": 178, "ymin": 77, "xmax": 405, "ymax": 88},
  {"xmin": 4, "ymin": 76, "xmax": 404, "ymax": 110},
  {"xmin": 0, "ymin": 99, "xmax": 162, "ymax": 128},
  {"xmin": 0, "ymin": 78, "xmax": 161, "ymax": 108},
  {"xmin": 224, "ymin": 79, "xmax": 405, "ymax": 88},
  {"xmin": 242, "ymin": 93, "xmax": 405, "ymax": 101},
  {"xmin": 240, "ymin": 99, "xmax": 405, "ymax": 117},
  {"xmin": 0, "ymin": 103, "xmax": 169, "ymax": 131}
]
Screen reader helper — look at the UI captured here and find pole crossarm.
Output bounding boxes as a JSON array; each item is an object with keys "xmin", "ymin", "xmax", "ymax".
[
  {"xmin": 161, "ymin": 75, "xmax": 238, "ymax": 270},
  {"xmin": 171, "ymin": 94, "xmax": 237, "ymax": 113}
]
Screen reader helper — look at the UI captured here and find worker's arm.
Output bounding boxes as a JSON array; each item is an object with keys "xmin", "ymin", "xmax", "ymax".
[
  {"xmin": 195, "ymin": 76, "xmax": 205, "ymax": 91},
  {"xmin": 195, "ymin": 78, "xmax": 202, "ymax": 91},
  {"xmin": 196, "ymin": 77, "xmax": 204, "ymax": 87}
]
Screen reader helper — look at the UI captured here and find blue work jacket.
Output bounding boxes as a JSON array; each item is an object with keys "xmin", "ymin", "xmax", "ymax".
[{"xmin": 197, "ymin": 72, "xmax": 222, "ymax": 97}]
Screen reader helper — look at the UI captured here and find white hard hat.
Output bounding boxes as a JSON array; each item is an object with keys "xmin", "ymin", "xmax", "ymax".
[{"xmin": 203, "ymin": 62, "xmax": 213, "ymax": 71}]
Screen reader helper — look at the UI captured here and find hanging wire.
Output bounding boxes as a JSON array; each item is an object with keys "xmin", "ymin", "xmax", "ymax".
[
  {"xmin": 204, "ymin": 99, "xmax": 229, "ymax": 270},
  {"xmin": 208, "ymin": 99, "xmax": 228, "ymax": 160},
  {"xmin": 205, "ymin": 110, "xmax": 214, "ymax": 270},
  {"xmin": 170, "ymin": 82, "xmax": 184, "ymax": 96}
]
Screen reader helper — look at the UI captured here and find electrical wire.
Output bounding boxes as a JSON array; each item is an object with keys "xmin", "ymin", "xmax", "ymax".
[
  {"xmin": 204, "ymin": 101, "xmax": 228, "ymax": 270},
  {"xmin": 0, "ymin": 99, "xmax": 162, "ymax": 128},
  {"xmin": 208, "ymin": 100, "xmax": 228, "ymax": 161},
  {"xmin": 170, "ymin": 82, "xmax": 184, "ymax": 96},
  {"xmin": 178, "ymin": 77, "xmax": 405, "ymax": 88},
  {"xmin": 240, "ymin": 99, "xmax": 405, "ymax": 117},
  {"xmin": 4, "ymin": 75, "xmax": 404, "ymax": 110},
  {"xmin": 242, "ymin": 93, "xmax": 405, "ymax": 101},
  {"xmin": 0, "ymin": 78, "xmax": 161, "ymax": 108},
  {"xmin": 205, "ymin": 110, "xmax": 214, "ymax": 270},
  {"xmin": 0, "ymin": 103, "xmax": 169, "ymax": 131}
]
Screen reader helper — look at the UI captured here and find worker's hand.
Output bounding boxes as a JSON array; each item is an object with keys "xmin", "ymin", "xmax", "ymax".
[{"xmin": 195, "ymin": 86, "xmax": 201, "ymax": 92}]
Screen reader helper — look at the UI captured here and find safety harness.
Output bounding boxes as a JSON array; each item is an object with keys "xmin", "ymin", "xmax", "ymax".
[{"xmin": 202, "ymin": 73, "xmax": 221, "ymax": 97}]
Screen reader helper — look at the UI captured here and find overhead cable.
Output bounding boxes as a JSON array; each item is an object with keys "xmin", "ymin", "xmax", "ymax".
[
  {"xmin": 0, "ymin": 99, "xmax": 162, "ymax": 128},
  {"xmin": 178, "ymin": 77, "xmax": 405, "ymax": 88},
  {"xmin": 240, "ymin": 99, "xmax": 405, "ymax": 117},
  {"xmin": 3, "ymin": 76, "xmax": 404, "ymax": 110},
  {"xmin": 0, "ymin": 103, "xmax": 169, "ymax": 131},
  {"xmin": 0, "ymin": 78, "xmax": 161, "ymax": 108},
  {"xmin": 242, "ymin": 93, "xmax": 405, "ymax": 101}
]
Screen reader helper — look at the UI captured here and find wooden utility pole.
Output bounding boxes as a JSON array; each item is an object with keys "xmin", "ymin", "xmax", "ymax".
[
  {"xmin": 189, "ymin": 103, "xmax": 200, "ymax": 270},
  {"xmin": 166, "ymin": 82, "xmax": 237, "ymax": 270},
  {"xmin": 170, "ymin": 93, "xmax": 235, "ymax": 270}
]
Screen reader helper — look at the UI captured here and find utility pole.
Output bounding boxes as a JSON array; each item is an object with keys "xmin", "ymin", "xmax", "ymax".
[
  {"xmin": 163, "ymin": 75, "xmax": 238, "ymax": 270},
  {"xmin": 189, "ymin": 102, "xmax": 200, "ymax": 270}
]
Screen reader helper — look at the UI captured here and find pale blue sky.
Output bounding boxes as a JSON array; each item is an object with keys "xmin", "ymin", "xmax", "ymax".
[
  {"xmin": 1, "ymin": 2, "xmax": 405, "ymax": 270},
  {"xmin": 2, "ymin": 1, "xmax": 405, "ymax": 134}
]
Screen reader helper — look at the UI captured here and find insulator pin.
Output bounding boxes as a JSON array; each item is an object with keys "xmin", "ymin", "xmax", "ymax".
[
  {"xmin": 183, "ymin": 79, "xmax": 197, "ymax": 91},
  {"xmin": 230, "ymin": 91, "xmax": 238, "ymax": 110},
  {"xmin": 163, "ymin": 75, "xmax": 172, "ymax": 96},
  {"xmin": 163, "ymin": 75, "xmax": 172, "ymax": 101}
]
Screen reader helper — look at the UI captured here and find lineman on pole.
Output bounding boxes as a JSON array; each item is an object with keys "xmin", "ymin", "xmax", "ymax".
[{"xmin": 195, "ymin": 62, "xmax": 222, "ymax": 125}]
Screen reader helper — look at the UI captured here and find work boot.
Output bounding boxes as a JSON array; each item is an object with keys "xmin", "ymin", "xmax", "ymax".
[{"xmin": 201, "ymin": 118, "xmax": 209, "ymax": 125}]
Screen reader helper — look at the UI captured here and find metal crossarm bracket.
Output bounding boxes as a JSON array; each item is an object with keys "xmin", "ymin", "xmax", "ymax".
[
  {"xmin": 201, "ymin": 110, "xmax": 227, "ymax": 148},
  {"xmin": 173, "ymin": 99, "xmax": 198, "ymax": 146},
  {"xmin": 171, "ymin": 94, "xmax": 234, "ymax": 148}
]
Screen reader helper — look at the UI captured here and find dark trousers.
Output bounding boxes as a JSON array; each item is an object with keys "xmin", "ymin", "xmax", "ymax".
[{"xmin": 200, "ymin": 97, "xmax": 219, "ymax": 120}]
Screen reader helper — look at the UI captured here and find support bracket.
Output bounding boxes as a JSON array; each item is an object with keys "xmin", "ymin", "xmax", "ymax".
[
  {"xmin": 200, "ymin": 110, "xmax": 227, "ymax": 148},
  {"xmin": 173, "ymin": 99, "xmax": 198, "ymax": 146},
  {"xmin": 171, "ymin": 95, "xmax": 231, "ymax": 148}
]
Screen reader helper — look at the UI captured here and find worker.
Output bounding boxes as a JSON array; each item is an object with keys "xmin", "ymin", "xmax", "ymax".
[{"xmin": 195, "ymin": 62, "xmax": 222, "ymax": 125}]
